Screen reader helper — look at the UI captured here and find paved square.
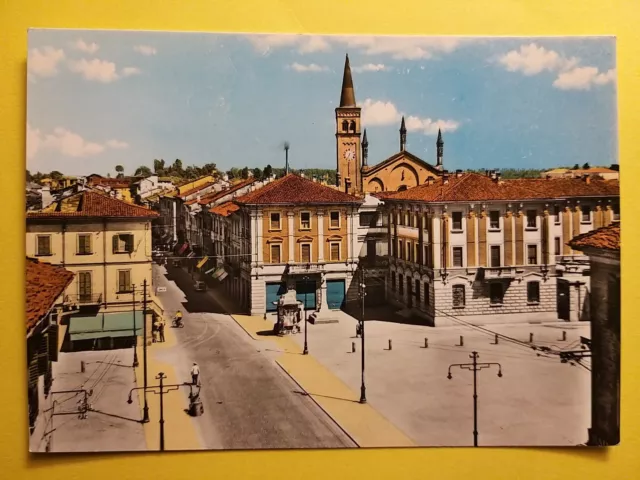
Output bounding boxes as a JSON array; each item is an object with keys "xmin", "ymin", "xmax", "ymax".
[{"xmin": 290, "ymin": 312, "xmax": 590, "ymax": 447}]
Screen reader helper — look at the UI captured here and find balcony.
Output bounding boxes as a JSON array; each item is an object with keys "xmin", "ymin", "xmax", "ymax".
[
  {"xmin": 479, "ymin": 267, "xmax": 516, "ymax": 279},
  {"xmin": 64, "ymin": 293, "xmax": 103, "ymax": 305},
  {"xmin": 285, "ymin": 263, "xmax": 326, "ymax": 275},
  {"xmin": 360, "ymin": 255, "xmax": 389, "ymax": 269}
]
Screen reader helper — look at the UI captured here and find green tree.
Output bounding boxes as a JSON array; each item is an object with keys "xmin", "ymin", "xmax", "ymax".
[
  {"xmin": 172, "ymin": 159, "xmax": 183, "ymax": 175},
  {"xmin": 200, "ymin": 163, "xmax": 217, "ymax": 176},
  {"xmin": 241, "ymin": 166, "xmax": 249, "ymax": 179},
  {"xmin": 153, "ymin": 159, "xmax": 166, "ymax": 175},
  {"xmin": 252, "ymin": 167, "xmax": 263, "ymax": 180},
  {"xmin": 582, "ymin": 162, "xmax": 590, "ymax": 170},
  {"xmin": 226, "ymin": 167, "xmax": 241, "ymax": 180},
  {"xmin": 134, "ymin": 165, "xmax": 152, "ymax": 177},
  {"xmin": 49, "ymin": 170, "xmax": 63, "ymax": 180},
  {"xmin": 115, "ymin": 165, "xmax": 124, "ymax": 178},
  {"xmin": 572, "ymin": 163, "xmax": 580, "ymax": 170},
  {"xmin": 263, "ymin": 164, "xmax": 273, "ymax": 179}
]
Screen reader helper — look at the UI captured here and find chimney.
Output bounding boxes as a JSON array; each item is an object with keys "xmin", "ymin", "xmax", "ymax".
[
  {"xmin": 455, "ymin": 169, "xmax": 463, "ymax": 178},
  {"xmin": 425, "ymin": 177, "xmax": 433, "ymax": 186},
  {"xmin": 493, "ymin": 172, "xmax": 502, "ymax": 183},
  {"xmin": 583, "ymin": 173, "xmax": 591, "ymax": 184},
  {"xmin": 546, "ymin": 174, "xmax": 552, "ymax": 180},
  {"xmin": 443, "ymin": 170, "xmax": 450, "ymax": 184},
  {"xmin": 284, "ymin": 142, "xmax": 290, "ymax": 175},
  {"xmin": 300, "ymin": 172, "xmax": 305, "ymax": 178}
]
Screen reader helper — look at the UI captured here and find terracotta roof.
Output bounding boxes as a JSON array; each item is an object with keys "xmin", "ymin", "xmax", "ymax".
[
  {"xmin": 210, "ymin": 201, "xmax": 240, "ymax": 217},
  {"xmin": 235, "ymin": 174, "xmax": 363, "ymax": 205},
  {"xmin": 26, "ymin": 190, "xmax": 159, "ymax": 219},
  {"xmin": 178, "ymin": 181, "xmax": 216, "ymax": 199},
  {"xmin": 363, "ymin": 149, "xmax": 440, "ymax": 177},
  {"xmin": 572, "ymin": 168, "xmax": 618, "ymax": 174},
  {"xmin": 384, "ymin": 173, "xmax": 619, "ymax": 203},
  {"xmin": 198, "ymin": 179, "xmax": 255, "ymax": 205},
  {"xmin": 569, "ymin": 224, "xmax": 620, "ymax": 252},
  {"xmin": 175, "ymin": 175, "xmax": 215, "ymax": 188},
  {"xmin": 26, "ymin": 257, "xmax": 74, "ymax": 332}
]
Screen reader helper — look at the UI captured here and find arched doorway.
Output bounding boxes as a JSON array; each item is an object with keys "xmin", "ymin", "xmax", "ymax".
[{"xmin": 397, "ymin": 185, "xmax": 408, "ymax": 191}]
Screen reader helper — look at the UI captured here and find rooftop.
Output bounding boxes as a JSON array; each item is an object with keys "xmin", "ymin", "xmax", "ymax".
[
  {"xmin": 26, "ymin": 257, "xmax": 74, "ymax": 333},
  {"xmin": 26, "ymin": 190, "xmax": 159, "ymax": 219},
  {"xmin": 384, "ymin": 172, "xmax": 619, "ymax": 203},
  {"xmin": 198, "ymin": 178, "xmax": 256, "ymax": 205},
  {"xmin": 235, "ymin": 174, "xmax": 362, "ymax": 206},
  {"xmin": 210, "ymin": 201, "xmax": 240, "ymax": 217},
  {"xmin": 178, "ymin": 181, "xmax": 216, "ymax": 199},
  {"xmin": 569, "ymin": 223, "xmax": 621, "ymax": 252}
]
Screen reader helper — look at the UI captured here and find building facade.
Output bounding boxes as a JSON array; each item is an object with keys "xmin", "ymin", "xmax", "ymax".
[
  {"xmin": 382, "ymin": 171, "xmax": 619, "ymax": 326},
  {"xmin": 26, "ymin": 190, "xmax": 161, "ymax": 351},
  {"xmin": 26, "ymin": 257, "xmax": 74, "ymax": 452}
]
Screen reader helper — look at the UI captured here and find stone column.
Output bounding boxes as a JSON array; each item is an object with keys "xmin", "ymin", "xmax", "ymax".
[
  {"xmin": 256, "ymin": 213, "xmax": 264, "ymax": 264},
  {"xmin": 605, "ymin": 205, "xmax": 614, "ymax": 226},
  {"xmin": 287, "ymin": 211, "xmax": 294, "ymax": 263},
  {"xmin": 594, "ymin": 205, "xmax": 604, "ymax": 229},
  {"xmin": 442, "ymin": 213, "xmax": 450, "ymax": 269},
  {"xmin": 504, "ymin": 210, "xmax": 514, "ymax": 266},
  {"xmin": 515, "ymin": 209, "xmax": 524, "ymax": 265},
  {"xmin": 478, "ymin": 209, "xmax": 487, "ymax": 267},
  {"xmin": 467, "ymin": 211, "xmax": 476, "ymax": 267},
  {"xmin": 431, "ymin": 213, "xmax": 441, "ymax": 269},
  {"xmin": 542, "ymin": 208, "xmax": 550, "ymax": 265},
  {"xmin": 317, "ymin": 210, "xmax": 325, "ymax": 262},
  {"xmin": 573, "ymin": 206, "xmax": 581, "ymax": 239}
]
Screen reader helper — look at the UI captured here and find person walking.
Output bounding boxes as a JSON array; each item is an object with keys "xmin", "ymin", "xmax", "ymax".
[
  {"xmin": 158, "ymin": 321, "xmax": 165, "ymax": 343},
  {"xmin": 190, "ymin": 362, "xmax": 200, "ymax": 385}
]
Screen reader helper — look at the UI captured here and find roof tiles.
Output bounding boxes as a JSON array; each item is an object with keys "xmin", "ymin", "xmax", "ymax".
[
  {"xmin": 210, "ymin": 201, "xmax": 240, "ymax": 217},
  {"xmin": 26, "ymin": 257, "xmax": 74, "ymax": 332},
  {"xmin": 569, "ymin": 224, "xmax": 621, "ymax": 252}
]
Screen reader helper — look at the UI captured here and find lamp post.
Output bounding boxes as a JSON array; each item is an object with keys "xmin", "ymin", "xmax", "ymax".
[
  {"xmin": 132, "ymin": 284, "xmax": 139, "ymax": 368},
  {"xmin": 142, "ymin": 279, "xmax": 149, "ymax": 423},
  {"xmin": 447, "ymin": 351, "xmax": 503, "ymax": 447},
  {"xmin": 127, "ymin": 372, "xmax": 198, "ymax": 451},
  {"xmin": 359, "ymin": 268, "xmax": 367, "ymax": 404},
  {"xmin": 302, "ymin": 275, "xmax": 309, "ymax": 355}
]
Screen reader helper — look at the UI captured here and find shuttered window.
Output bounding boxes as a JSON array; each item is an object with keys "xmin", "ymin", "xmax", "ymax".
[
  {"xmin": 300, "ymin": 212, "xmax": 311, "ymax": 230},
  {"xmin": 452, "ymin": 247, "xmax": 463, "ymax": 267},
  {"xmin": 527, "ymin": 245, "xmax": 538, "ymax": 265},
  {"xmin": 452, "ymin": 212, "xmax": 463, "ymax": 230},
  {"xmin": 118, "ymin": 270, "xmax": 132, "ymax": 293},
  {"xmin": 330, "ymin": 242, "xmax": 340, "ymax": 261},
  {"xmin": 36, "ymin": 235, "xmax": 51, "ymax": 256},
  {"xmin": 112, "ymin": 234, "xmax": 134, "ymax": 253},
  {"xmin": 270, "ymin": 244, "xmax": 281, "ymax": 264},
  {"xmin": 301, "ymin": 243, "xmax": 311, "ymax": 263},
  {"xmin": 77, "ymin": 234, "xmax": 92, "ymax": 255},
  {"xmin": 490, "ymin": 246, "xmax": 501, "ymax": 267},
  {"xmin": 78, "ymin": 272, "xmax": 92, "ymax": 299},
  {"xmin": 330, "ymin": 211, "xmax": 340, "ymax": 228}
]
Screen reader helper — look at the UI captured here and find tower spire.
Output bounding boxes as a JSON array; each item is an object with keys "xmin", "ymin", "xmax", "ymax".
[
  {"xmin": 436, "ymin": 129, "xmax": 443, "ymax": 169},
  {"xmin": 362, "ymin": 129, "xmax": 369, "ymax": 167},
  {"xmin": 339, "ymin": 54, "xmax": 356, "ymax": 107},
  {"xmin": 400, "ymin": 116, "xmax": 407, "ymax": 152}
]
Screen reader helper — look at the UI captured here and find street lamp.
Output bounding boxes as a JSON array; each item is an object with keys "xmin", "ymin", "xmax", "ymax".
[
  {"xmin": 302, "ymin": 275, "xmax": 309, "ymax": 355},
  {"xmin": 132, "ymin": 284, "xmax": 139, "ymax": 368},
  {"xmin": 447, "ymin": 351, "xmax": 503, "ymax": 447},
  {"xmin": 359, "ymin": 268, "xmax": 367, "ymax": 404}
]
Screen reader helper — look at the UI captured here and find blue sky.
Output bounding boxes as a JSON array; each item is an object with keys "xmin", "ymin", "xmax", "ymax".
[{"xmin": 27, "ymin": 31, "xmax": 617, "ymax": 176}]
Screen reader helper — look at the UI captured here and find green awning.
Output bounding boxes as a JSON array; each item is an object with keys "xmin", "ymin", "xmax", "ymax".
[{"xmin": 69, "ymin": 312, "xmax": 143, "ymax": 341}]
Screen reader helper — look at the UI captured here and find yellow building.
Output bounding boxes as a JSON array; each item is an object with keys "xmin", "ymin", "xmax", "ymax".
[
  {"xmin": 26, "ymin": 190, "xmax": 161, "ymax": 350},
  {"xmin": 211, "ymin": 174, "xmax": 363, "ymax": 317},
  {"xmin": 335, "ymin": 55, "xmax": 443, "ymax": 195}
]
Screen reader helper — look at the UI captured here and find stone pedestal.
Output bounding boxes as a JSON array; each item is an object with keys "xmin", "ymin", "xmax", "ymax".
[{"xmin": 309, "ymin": 274, "xmax": 339, "ymax": 324}]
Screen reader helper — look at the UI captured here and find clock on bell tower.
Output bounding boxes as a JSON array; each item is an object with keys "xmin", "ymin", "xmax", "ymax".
[{"xmin": 335, "ymin": 54, "xmax": 362, "ymax": 195}]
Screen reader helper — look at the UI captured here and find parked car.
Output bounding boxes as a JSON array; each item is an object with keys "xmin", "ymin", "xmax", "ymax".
[{"xmin": 194, "ymin": 281, "xmax": 206, "ymax": 292}]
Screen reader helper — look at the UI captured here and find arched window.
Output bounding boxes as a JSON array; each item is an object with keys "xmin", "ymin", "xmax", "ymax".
[
  {"xmin": 342, "ymin": 120, "xmax": 349, "ymax": 132},
  {"xmin": 349, "ymin": 120, "xmax": 356, "ymax": 132},
  {"xmin": 397, "ymin": 185, "xmax": 408, "ymax": 192}
]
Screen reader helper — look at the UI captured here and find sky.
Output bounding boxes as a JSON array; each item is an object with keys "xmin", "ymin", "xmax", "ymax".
[{"xmin": 26, "ymin": 31, "xmax": 617, "ymax": 176}]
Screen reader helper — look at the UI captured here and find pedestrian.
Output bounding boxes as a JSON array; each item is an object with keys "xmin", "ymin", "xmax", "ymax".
[
  {"xmin": 190, "ymin": 362, "xmax": 200, "ymax": 385},
  {"xmin": 158, "ymin": 321, "xmax": 165, "ymax": 343}
]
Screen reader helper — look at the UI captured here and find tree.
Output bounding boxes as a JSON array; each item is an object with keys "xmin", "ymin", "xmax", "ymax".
[
  {"xmin": 572, "ymin": 163, "xmax": 580, "ymax": 170},
  {"xmin": 153, "ymin": 159, "xmax": 166, "ymax": 175},
  {"xmin": 26, "ymin": 170, "xmax": 32, "ymax": 182},
  {"xmin": 172, "ymin": 159, "xmax": 184, "ymax": 176},
  {"xmin": 134, "ymin": 166, "xmax": 152, "ymax": 177},
  {"xmin": 115, "ymin": 165, "xmax": 124, "ymax": 178},
  {"xmin": 200, "ymin": 163, "xmax": 217, "ymax": 176},
  {"xmin": 252, "ymin": 168, "xmax": 263, "ymax": 180},
  {"xmin": 241, "ymin": 167, "xmax": 249, "ymax": 179},
  {"xmin": 582, "ymin": 162, "xmax": 590, "ymax": 170},
  {"xmin": 49, "ymin": 170, "xmax": 63, "ymax": 180},
  {"xmin": 263, "ymin": 164, "xmax": 273, "ymax": 179}
]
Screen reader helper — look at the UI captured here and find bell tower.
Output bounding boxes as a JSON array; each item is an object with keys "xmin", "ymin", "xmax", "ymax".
[{"xmin": 335, "ymin": 54, "xmax": 362, "ymax": 195}]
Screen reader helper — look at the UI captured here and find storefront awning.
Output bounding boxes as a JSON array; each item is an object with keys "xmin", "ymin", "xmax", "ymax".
[{"xmin": 69, "ymin": 312, "xmax": 144, "ymax": 341}]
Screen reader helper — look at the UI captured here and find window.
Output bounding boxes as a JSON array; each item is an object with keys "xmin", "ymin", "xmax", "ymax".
[
  {"xmin": 490, "ymin": 246, "xmax": 501, "ymax": 267},
  {"xmin": 393, "ymin": 239, "xmax": 398, "ymax": 258},
  {"xmin": 490, "ymin": 282, "xmax": 504, "ymax": 304},
  {"xmin": 77, "ymin": 234, "xmax": 92, "ymax": 255},
  {"xmin": 270, "ymin": 244, "xmax": 281, "ymax": 263},
  {"xmin": 527, "ymin": 281, "xmax": 540, "ymax": 303},
  {"xmin": 112, "ymin": 234, "xmax": 134, "ymax": 254},
  {"xmin": 452, "ymin": 212, "xmax": 463, "ymax": 230},
  {"xmin": 526, "ymin": 210, "xmax": 537, "ymax": 228},
  {"xmin": 527, "ymin": 245, "xmax": 538, "ymax": 265},
  {"xmin": 424, "ymin": 282, "xmax": 430, "ymax": 305},
  {"xmin": 36, "ymin": 235, "xmax": 51, "ymax": 256},
  {"xmin": 452, "ymin": 246, "xmax": 463, "ymax": 267},
  {"xmin": 78, "ymin": 272, "xmax": 92, "ymax": 301},
  {"xmin": 407, "ymin": 242, "xmax": 412, "ymax": 262},
  {"xmin": 367, "ymin": 240, "xmax": 376, "ymax": 260},
  {"xmin": 391, "ymin": 273, "xmax": 396, "ymax": 291},
  {"xmin": 612, "ymin": 203, "xmax": 620, "ymax": 221},
  {"xmin": 399, "ymin": 240, "xmax": 404, "ymax": 260},
  {"xmin": 489, "ymin": 211, "xmax": 500, "ymax": 229},
  {"xmin": 424, "ymin": 245, "xmax": 429, "ymax": 266},
  {"xmin": 342, "ymin": 120, "xmax": 349, "ymax": 132},
  {"xmin": 581, "ymin": 206, "xmax": 591, "ymax": 223},
  {"xmin": 554, "ymin": 237, "xmax": 561, "ymax": 256},
  {"xmin": 117, "ymin": 270, "xmax": 132, "ymax": 293},
  {"xmin": 553, "ymin": 205, "xmax": 561, "ymax": 224},
  {"xmin": 330, "ymin": 211, "xmax": 340, "ymax": 229},
  {"xmin": 300, "ymin": 212, "xmax": 311, "ymax": 230},
  {"xmin": 415, "ymin": 280, "xmax": 420, "ymax": 299},
  {"xmin": 301, "ymin": 243, "xmax": 311, "ymax": 263},
  {"xmin": 452, "ymin": 285, "xmax": 465, "ymax": 308},
  {"xmin": 398, "ymin": 275, "xmax": 404, "ymax": 295},
  {"xmin": 359, "ymin": 212, "xmax": 376, "ymax": 227},
  {"xmin": 270, "ymin": 212, "xmax": 281, "ymax": 230},
  {"xmin": 330, "ymin": 242, "xmax": 341, "ymax": 261},
  {"xmin": 397, "ymin": 213, "xmax": 402, "ymax": 226},
  {"xmin": 413, "ymin": 214, "xmax": 418, "ymax": 228}
]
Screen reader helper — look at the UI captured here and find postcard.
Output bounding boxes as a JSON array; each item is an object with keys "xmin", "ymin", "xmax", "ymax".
[{"xmin": 25, "ymin": 31, "xmax": 619, "ymax": 452}]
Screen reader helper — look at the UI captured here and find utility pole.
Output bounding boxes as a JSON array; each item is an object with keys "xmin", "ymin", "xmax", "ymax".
[
  {"xmin": 447, "ymin": 351, "xmax": 503, "ymax": 447},
  {"xmin": 132, "ymin": 284, "xmax": 139, "ymax": 368},
  {"xmin": 142, "ymin": 280, "xmax": 149, "ymax": 423},
  {"xmin": 359, "ymin": 268, "xmax": 367, "ymax": 404},
  {"xmin": 302, "ymin": 275, "xmax": 309, "ymax": 355}
]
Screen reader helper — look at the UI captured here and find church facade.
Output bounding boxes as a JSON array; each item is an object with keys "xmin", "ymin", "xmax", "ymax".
[{"xmin": 335, "ymin": 55, "xmax": 444, "ymax": 195}]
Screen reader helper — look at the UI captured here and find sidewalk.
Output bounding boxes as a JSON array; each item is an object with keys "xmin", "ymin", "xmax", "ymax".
[
  {"xmin": 209, "ymin": 290, "xmax": 415, "ymax": 448},
  {"xmin": 133, "ymin": 314, "xmax": 202, "ymax": 451}
]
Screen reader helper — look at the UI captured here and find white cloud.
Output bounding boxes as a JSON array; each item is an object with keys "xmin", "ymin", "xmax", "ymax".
[
  {"xmin": 106, "ymin": 139, "xmax": 130, "ymax": 149},
  {"xmin": 297, "ymin": 36, "xmax": 331, "ymax": 54},
  {"xmin": 498, "ymin": 43, "xmax": 577, "ymax": 76},
  {"xmin": 248, "ymin": 34, "xmax": 331, "ymax": 55},
  {"xmin": 27, "ymin": 125, "xmax": 129, "ymax": 159},
  {"xmin": 287, "ymin": 62, "xmax": 329, "ymax": 73},
  {"xmin": 352, "ymin": 63, "xmax": 390, "ymax": 73},
  {"xmin": 71, "ymin": 39, "xmax": 99, "ymax": 54},
  {"xmin": 553, "ymin": 67, "xmax": 616, "ymax": 90},
  {"xmin": 134, "ymin": 45, "xmax": 157, "ymax": 56},
  {"xmin": 361, "ymin": 98, "xmax": 459, "ymax": 135},
  {"xmin": 28, "ymin": 47, "xmax": 65, "ymax": 78},
  {"xmin": 68, "ymin": 58, "xmax": 141, "ymax": 82},
  {"xmin": 121, "ymin": 66, "xmax": 142, "ymax": 77}
]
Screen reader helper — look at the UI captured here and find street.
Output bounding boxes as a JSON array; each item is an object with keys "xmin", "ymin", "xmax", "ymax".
[{"xmin": 154, "ymin": 264, "xmax": 354, "ymax": 449}]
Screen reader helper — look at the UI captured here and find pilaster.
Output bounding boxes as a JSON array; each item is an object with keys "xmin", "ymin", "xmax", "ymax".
[
  {"xmin": 287, "ymin": 211, "xmax": 294, "ymax": 263},
  {"xmin": 466, "ymin": 210, "xmax": 477, "ymax": 267},
  {"xmin": 317, "ymin": 210, "xmax": 325, "ymax": 262},
  {"xmin": 515, "ymin": 209, "xmax": 524, "ymax": 265}
]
